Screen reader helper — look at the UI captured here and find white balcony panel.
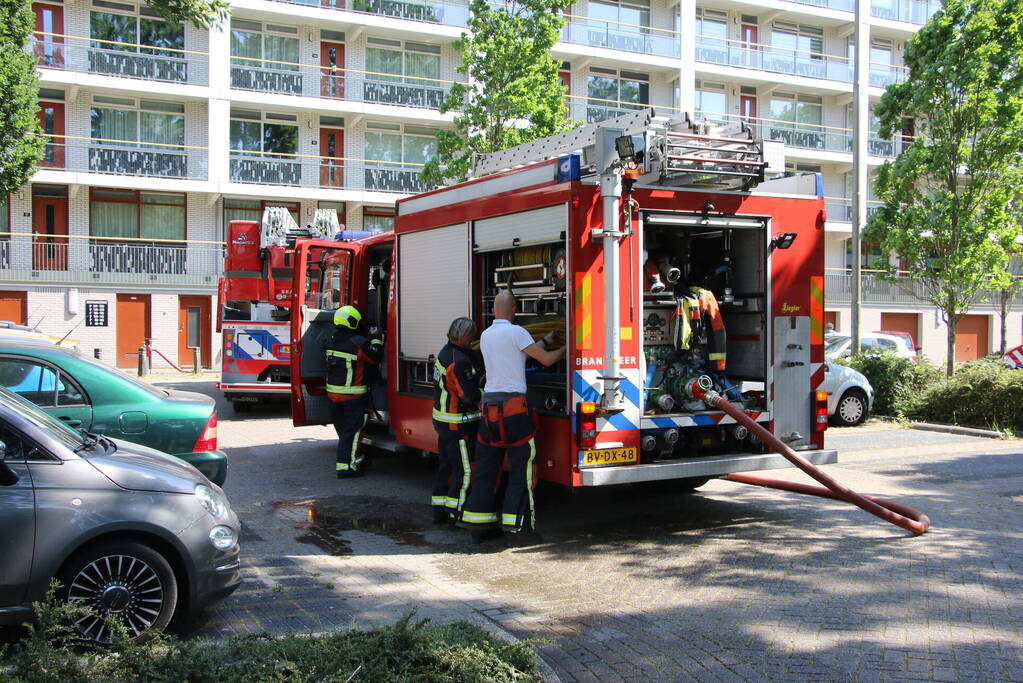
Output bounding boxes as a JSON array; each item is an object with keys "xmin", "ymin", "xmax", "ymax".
[
  {"xmin": 230, "ymin": 0, "xmax": 464, "ymax": 41},
  {"xmin": 37, "ymin": 68, "xmax": 211, "ymax": 101}
]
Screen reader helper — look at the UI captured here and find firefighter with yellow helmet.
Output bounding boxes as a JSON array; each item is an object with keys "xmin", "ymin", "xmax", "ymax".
[{"xmin": 324, "ymin": 305, "xmax": 384, "ymax": 478}]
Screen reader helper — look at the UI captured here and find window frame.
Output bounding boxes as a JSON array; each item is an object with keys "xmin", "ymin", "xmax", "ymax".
[
  {"xmin": 223, "ymin": 198, "xmax": 300, "ymax": 229},
  {"xmin": 229, "ymin": 18, "xmax": 301, "ymax": 71},
  {"xmin": 0, "ymin": 355, "xmax": 90, "ymax": 410},
  {"xmin": 363, "ymin": 121, "xmax": 437, "ymax": 169},
  {"xmin": 586, "ymin": 66, "xmax": 650, "ymax": 109},
  {"xmin": 365, "ymin": 37, "xmax": 441, "ymax": 87},
  {"xmin": 90, "ymin": 94, "xmax": 185, "ymax": 149},
  {"xmin": 229, "ymin": 109, "xmax": 299, "ymax": 159},
  {"xmin": 89, "ymin": 187, "xmax": 187, "ymax": 243},
  {"xmin": 89, "ymin": 0, "xmax": 185, "ymax": 56},
  {"xmin": 587, "ymin": 0, "xmax": 652, "ymax": 31}
]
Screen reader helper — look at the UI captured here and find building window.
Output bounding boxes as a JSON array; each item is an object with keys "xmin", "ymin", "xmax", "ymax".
[
  {"xmin": 223, "ymin": 199, "xmax": 299, "ymax": 228},
  {"xmin": 365, "ymin": 37, "xmax": 440, "ymax": 86},
  {"xmin": 91, "ymin": 95, "xmax": 184, "ymax": 147},
  {"xmin": 588, "ymin": 0, "xmax": 650, "ymax": 29},
  {"xmin": 230, "ymin": 19, "xmax": 299, "ymax": 70},
  {"xmin": 695, "ymin": 80, "xmax": 728, "ymax": 122},
  {"xmin": 230, "ymin": 109, "xmax": 297, "ymax": 158},
  {"xmin": 845, "ymin": 240, "xmax": 884, "ymax": 270},
  {"xmin": 771, "ymin": 22, "xmax": 823, "ymax": 58},
  {"xmin": 696, "ymin": 8, "xmax": 728, "ymax": 43},
  {"xmin": 90, "ymin": 1, "xmax": 184, "ymax": 54},
  {"xmin": 364, "ymin": 122, "xmax": 436, "ymax": 170},
  {"xmin": 769, "ymin": 92, "xmax": 822, "ymax": 127},
  {"xmin": 90, "ymin": 188, "xmax": 185, "ymax": 242},
  {"xmin": 363, "ymin": 207, "xmax": 394, "ymax": 234},
  {"xmin": 587, "ymin": 67, "xmax": 649, "ymax": 122},
  {"xmin": 318, "ymin": 201, "xmax": 346, "ymax": 225}
]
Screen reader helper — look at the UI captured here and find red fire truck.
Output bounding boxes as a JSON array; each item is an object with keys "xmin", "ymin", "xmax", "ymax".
[
  {"xmin": 289, "ymin": 109, "xmax": 837, "ymax": 488},
  {"xmin": 217, "ymin": 208, "xmax": 373, "ymax": 411}
]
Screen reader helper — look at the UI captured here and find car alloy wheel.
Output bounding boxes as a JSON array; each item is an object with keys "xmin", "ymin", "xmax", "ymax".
[
  {"xmin": 60, "ymin": 542, "xmax": 177, "ymax": 642},
  {"xmin": 834, "ymin": 389, "xmax": 868, "ymax": 427}
]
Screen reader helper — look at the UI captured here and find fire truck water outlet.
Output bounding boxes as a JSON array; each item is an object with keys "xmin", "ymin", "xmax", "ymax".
[{"xmin": 701, "ymin": 390, "xmax": 931, "ymax": 536}]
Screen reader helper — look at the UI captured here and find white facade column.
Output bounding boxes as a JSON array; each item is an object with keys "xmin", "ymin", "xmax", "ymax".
[
  {"xmin": 207, "ymin": 22, "xmax": 231, "ymax": 187},
  {"xmin": 676, "ymin": 0, "xmax": 696, "ymax": 116},
  {"xmin": 851, "ymin": 1, "xmax": 870, "ymax": 353}
]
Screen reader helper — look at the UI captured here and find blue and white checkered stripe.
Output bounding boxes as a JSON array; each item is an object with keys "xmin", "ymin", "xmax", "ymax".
[
  {"xmin": 640, "ymin": 413, "xmax": 773, "ymax": 429},
  {"xmin": 572, "ymin": 369, "xmax": 642, "ymax": 431}
]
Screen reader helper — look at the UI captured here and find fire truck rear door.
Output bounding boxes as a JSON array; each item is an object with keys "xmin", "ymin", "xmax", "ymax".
[{"xmin": 773, "ymin": 316, "xmax": 812, "ymax": 448}]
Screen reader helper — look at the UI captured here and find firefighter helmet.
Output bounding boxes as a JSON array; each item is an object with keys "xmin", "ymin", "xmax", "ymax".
[{"xmin": 333, "ymin": 305, "xmax": 362, "ymax": 329}]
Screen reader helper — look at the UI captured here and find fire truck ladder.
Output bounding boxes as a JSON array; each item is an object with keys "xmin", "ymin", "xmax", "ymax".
[
  {"xmin": 471, "ymin": 108, "xmax": 766, "ymax": 191},
  {"xmin": 260, "ymin": 207, "xmax": 342, "ymax": 248}
]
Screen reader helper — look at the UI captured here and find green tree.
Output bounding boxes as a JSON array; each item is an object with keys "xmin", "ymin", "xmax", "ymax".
[
  {"xmin": 0, "ymin": 0, "xmax": 46, "ymax": 195},
  {"xmin": 865, "ymin": 0, "xmax": 1023, "ymax": 376},
  {"xmin": 421, "ymin": 0, "xmax": 577, "ymax": 185},
  {"xmin": 0, "ymin": 0, "xmax": 226, "ymax": 195}
]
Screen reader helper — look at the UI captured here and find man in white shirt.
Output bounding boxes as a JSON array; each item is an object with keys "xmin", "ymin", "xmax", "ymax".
[{"xmin": 459, "ymin": 291, "xmax": 565, "ymax": 543}]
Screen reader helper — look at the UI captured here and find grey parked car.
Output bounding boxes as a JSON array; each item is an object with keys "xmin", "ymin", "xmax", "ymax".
[{"xmin": 0, "ymin": 387, "xmax": 240, "ymax": 642}]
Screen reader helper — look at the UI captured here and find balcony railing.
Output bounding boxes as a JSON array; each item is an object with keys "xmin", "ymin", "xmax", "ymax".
[
  {"xmin": 786, "ymin": 0, "xmax": 855, "ymax": 11},
  {"xmin": 870, "ymin": 62, "xmax": 909, "ymax": 88},
  {"xmin": 696, "ymin": 35, "xmax": 853, "ymax": 83},
  {"xmin": 0, "ymin": 233, "xmax": 222, "ymax": 287},
  {"xmin": 228, "ymin": 149, "xmax": 432, "ymax": 194},
  {"xmin": 0, "ymin": 241, "xmax": 8, "ymax": 270},
  {"xmin": 229, "ymin": 56, "xmax": 457, "ymax": 109},
  {"xmin": 823, "ymin": 198, "xmax": 885, "ymax": 223},
  {"xmin": 871, "ymin": 0, "xmax": 942, "ymax": 25},
  {"xmin": 31, "ymin": 33, "xmax": 206, "ymax": 85},
  {"xmin": 37, "ymin": 136, "xmax": 208, "ymax": 181},
  {"xmin": 561, "ymin": 13, "xmax": 680, "ymax": 58},
  {"xmin": 268, "ymin": 0, "xmax": 469, "ymax": 26}
]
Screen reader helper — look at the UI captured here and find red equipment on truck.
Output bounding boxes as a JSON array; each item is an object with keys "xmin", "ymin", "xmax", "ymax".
[
  {"xmin": 217, "ymin": 208, "xmax": 373, "ymax": 411},
  {"xmin": 288, "ymin": 108, "xmax": 838, "ymax": 488}
]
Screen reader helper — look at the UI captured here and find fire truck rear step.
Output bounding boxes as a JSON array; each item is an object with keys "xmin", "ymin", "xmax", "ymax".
[{"xmin": 579, "ymin": 449, "xmax": 838, "ymax": 486}]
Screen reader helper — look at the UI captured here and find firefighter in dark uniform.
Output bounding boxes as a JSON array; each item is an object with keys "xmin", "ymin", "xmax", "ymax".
[
  {"xmin": 324, "ymin": 305, "xmax": 384, "ymax": 478},
  {"xmin": 459, "ymin": 291, "xmax": 565, "ymax": 543},
  {"xmin": 431, "ymin": 317, "xmax": 484, "ymax": 526}
]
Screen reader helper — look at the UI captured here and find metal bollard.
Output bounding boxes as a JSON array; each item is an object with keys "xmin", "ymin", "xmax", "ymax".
[
  {"xmin": 137, "ymin": 346, "xmax": 150, "ymax": 377},
  {"xmin": 191, "ymin": 346, "xmax": 201, "ymax": 375}
]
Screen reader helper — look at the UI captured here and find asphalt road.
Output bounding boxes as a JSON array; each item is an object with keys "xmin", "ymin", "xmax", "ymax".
[{"xmin": 162, "ymin": 379, "xmax": 1023, "ymax": 682}]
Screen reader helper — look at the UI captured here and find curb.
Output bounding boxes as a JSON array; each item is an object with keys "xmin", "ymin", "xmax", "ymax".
[
  {"xmin": 472, "ymin": 615, "xmax": 561, "ymax": 683},
  {"xmin": 909, "ymin": 422, "xmax": 1008, "ymax": 440}
]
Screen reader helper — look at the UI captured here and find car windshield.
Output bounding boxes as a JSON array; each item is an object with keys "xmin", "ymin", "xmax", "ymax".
[
  {"xmin": 73, "ymin": 352, "xmax": 168, "ymax": 398},
  {"xmin": 825, "ymin": 336, "xmax": 850, "ymax": 353},
  {"xmin": 0, "ymin": 386, "xmax": 84, "ymax": 450}
]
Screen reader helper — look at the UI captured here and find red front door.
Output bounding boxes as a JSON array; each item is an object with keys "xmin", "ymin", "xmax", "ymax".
[
  {"xmin": 319, "ymin": 128, "xmax": 345, "ymax": 188},
  {"xmin": 37, "ymin": 101, "xmax": 65, "ymax": 168},
  {"xmin": 31, "ymin": 191, "xmax": 68, "ymax": 271},
  {"xmin": 740, "ymin": 22, "xmax": 758, "ymax": 67},
  {"xmin": 178, "ymin": 295, "xmax": 212, "ymax": 369},
  {"xmin": 32, "ymin": 3, "xmax": 64, "ymax": 68},
  {"xmin": 116, "ymin": 294, "xmax": 152, "ymax": 369},
  {"xmin": 320, "ymin": 41, "xmax": 345, "ymax": 99},
  {"xmin": 740, "ymin": 95, "xmax": 757, "ymax": 135}
]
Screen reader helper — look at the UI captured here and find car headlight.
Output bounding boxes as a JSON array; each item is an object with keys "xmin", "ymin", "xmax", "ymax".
[
  {"xmin": 195, "ymin": 484, "xmax": 227, "ymax": 518},
  {"xmin": 209, "ymin": 525, "xmax": 237, "ymax": 551}
]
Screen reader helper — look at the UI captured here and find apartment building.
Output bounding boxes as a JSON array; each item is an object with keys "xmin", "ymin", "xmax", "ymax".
[{"xmin": 1, "ymin": 0, "xmax": 1018, "ymax": 370}]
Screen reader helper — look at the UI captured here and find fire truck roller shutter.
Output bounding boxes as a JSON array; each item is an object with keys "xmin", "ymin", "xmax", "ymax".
[
  {"xmin": 473, "ymin": 204, "xmax": 568, "ymax": 253},
  {"xmin": 398, "ymin": 223, "xmax": 471, "ymax": 360}
]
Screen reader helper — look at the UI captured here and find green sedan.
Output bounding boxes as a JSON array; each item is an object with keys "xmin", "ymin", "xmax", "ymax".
[{"xmin": 0, "ymin": 341, "xmax": 226, "ymax": 485}]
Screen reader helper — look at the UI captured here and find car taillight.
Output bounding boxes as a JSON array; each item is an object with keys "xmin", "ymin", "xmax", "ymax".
[
  {"xmin": 576, "ymin": 401, "xmax": 597, "ymax": 450},
  {"xmin": 193, "ymin": 412, "xmax": 218, "ymax": 452},
  {"xmin": 814, "ymin": 391, "xmax": 828, "ymax": 432}
]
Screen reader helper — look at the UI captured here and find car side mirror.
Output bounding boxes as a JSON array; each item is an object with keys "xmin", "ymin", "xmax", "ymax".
[{"xmin": 0, "ymin": 440, "xmax": 19, "ymax": 486}]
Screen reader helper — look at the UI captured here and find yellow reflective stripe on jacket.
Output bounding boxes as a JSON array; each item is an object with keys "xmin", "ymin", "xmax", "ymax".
[
  {"xmin": 501, "ymin": 513, "xmax": 519, "ymax": 526},
  {"xmin": 326, "ymin": 349, "xmax": 357, "ymax": 360},
  {"xmin": 707, "ymin": 352, "xmax": 726, "ymax": 360},
  {"xmin": 432, "ymin": 408, "xmax": 481, "ymax": 423},
  {"xmin": 326, "ymin": 383, "xmax": 367, "ymax": 395}
]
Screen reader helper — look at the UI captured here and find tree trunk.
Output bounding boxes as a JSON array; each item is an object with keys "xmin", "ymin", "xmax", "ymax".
[
  {"xmin": 999, "ymin": 289, "xmax": 1009, "ymax": 357},
  {"xmin": 946, "ymin": 317, "xmax": 956, "ymax": 378}
]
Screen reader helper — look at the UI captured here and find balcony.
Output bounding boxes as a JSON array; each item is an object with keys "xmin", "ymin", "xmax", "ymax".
[
  {"xmin": 823, "ymin": 198, "xmax": 885, "ymax": 223},
  {"xmin": 268, "ymin": 0, "xmax": 469, "ymax": 27},
  {"xmin": 786, "ymin": 0, "xmax": 855, "ymax": 11},
  {"xmin": 561, "ymin": 14, "xmax": 680, "ymax": 58},
  {"xmin": 228, "ymin": 150, "xmax": 432, "ymax": 193},
  {"xmin": 31, "ymin": 34, "xmax": 206, "ymax": 86},
  {"xmin": 870, "ymin": 63, "xmax": 909, "ymax": 88},
  {"xmin": 871, "ymin": 0, "xmax": 942, "ymax": 25},
  {"xmin": 696, "ymin": 36, "xmax": 853, "ymax": 84},
  {"xmin": 38, "ymin": 137, "xmax": 207, "ymax": 181},
  {"xmin": 229, "ymin": 57, "xmax": 456, "ymax": 110},
  {"xmin": 0, "ymin": 234, "xmax": 222, "ymax": 287}
]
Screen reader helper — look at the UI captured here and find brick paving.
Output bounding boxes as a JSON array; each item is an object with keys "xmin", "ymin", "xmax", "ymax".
[{"xmin": 166, "ymin": 382, "xmax": 1023, "ymax": 682}]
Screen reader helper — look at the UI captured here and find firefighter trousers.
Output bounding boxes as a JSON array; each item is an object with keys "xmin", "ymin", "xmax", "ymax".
[
  {"xmin": 330, "ymin": 395, "xmax": 369, "ymax": 475},
  {"xmin": 459, "ymin": 395, "xmax": 537, "ymax": 533},
  {"xmin": 432, "ymin": 429, "xmax": 475, "ymax": 524}
]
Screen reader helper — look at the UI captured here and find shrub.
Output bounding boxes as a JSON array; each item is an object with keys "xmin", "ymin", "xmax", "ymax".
[
  {"xmin": 841, "ymin": 352, "xmax": 943, "ymax": 418},
  {"xmin": 910, "ymin": 360, "xmax": 1023, "ymax": 432},
  {"xmin": 3, "ymin": 588, "xmax": 542, "ymax": 683}
]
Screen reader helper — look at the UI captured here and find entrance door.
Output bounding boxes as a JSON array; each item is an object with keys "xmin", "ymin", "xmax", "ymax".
[
  {"xmin": 740, "ymin": 20, "xmax": 758, "ymax": 67},
  {"xmin": 31, "ymin": 189, "xmax": 68, "ymax": 271},
  {"xmin": 740, "ymin": 94, "xmax": 757, "ymax": 132},
  {"xmin": 116, "ymin": 294, "xmax": 151, "ymax": 369},
  {"xmin": 0, "ymin": 292, "xmax": 27, "ymax": 325},
  {"xmin": 178, "ymin": 295, "xmax": 211, "ymax": 369},
  {"xmin": 319, "ymin": 127, "xmax": 345, "ymax": 188},
  {"xmin": 32, "ymin": 3, "xmax": 64, "ymax": 68},
  {"xmin": 955, "ymin": 315, "xmax": 989, "ymax": 362},
  {"xmin": 36, "ymin": 101, "xmax": 65, "ymax": 168},
  {"xmin": 320, "ymin": 41, "xmax": 345, "ymax": 99}
]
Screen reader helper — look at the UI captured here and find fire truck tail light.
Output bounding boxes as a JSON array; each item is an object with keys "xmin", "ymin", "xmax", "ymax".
[
  {"xmin": 576, "ymin": 402, "xmax": 598, "ymax": 449},
  {"xmin": 580, "ymin": 402, "xmax": 596, "ymax": 414},
  {"xmin": 814, "ymin": 391, "xmax": 828, "ymax": 432},
  {"xmin": 193, "ymin": 413, "xmax": 218, "ymax": 452}
]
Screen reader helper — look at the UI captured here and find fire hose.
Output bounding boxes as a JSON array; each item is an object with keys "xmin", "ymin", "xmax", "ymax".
[
  {"xmin": 701, "ymin": 390, "xmax": 931, "ymax": 536},
  {"xmin": 145, "ymin": 344, "xmax": 190, "ymax": 374}
]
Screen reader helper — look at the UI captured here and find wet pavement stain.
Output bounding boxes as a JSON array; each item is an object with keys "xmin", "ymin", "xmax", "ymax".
[{"xmin": 272, "ymin": 495, "xmax": 434, "ymax": 555}]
